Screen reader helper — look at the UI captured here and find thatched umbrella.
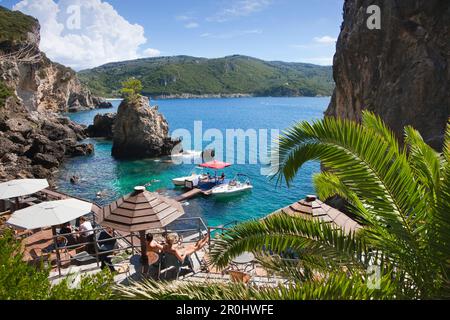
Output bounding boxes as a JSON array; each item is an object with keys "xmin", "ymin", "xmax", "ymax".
[
  {"xmin": 94, "ymin": 186, "xmax": 185, "ymax": 271},
  {"xmin": 281, "ymin": 195, "xmax": 361, "ymax": 234}
]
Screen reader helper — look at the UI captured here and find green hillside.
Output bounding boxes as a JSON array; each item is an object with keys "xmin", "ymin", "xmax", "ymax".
[
  {"xmin": 78, "ymin": 55, "xmax": 334, "ymax": 98},
  {"xmin": 0, "ymin": 6, "xmax": 38, "ymax": 44}
]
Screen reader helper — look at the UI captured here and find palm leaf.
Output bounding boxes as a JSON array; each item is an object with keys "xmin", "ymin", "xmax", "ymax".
[
  {"xmin": 115, "ymin": 272, "xmax": 398, "ymax": 300},
  {"xmin": 209, "ymin": 213, "xmax": 372, "ymax": 271}
]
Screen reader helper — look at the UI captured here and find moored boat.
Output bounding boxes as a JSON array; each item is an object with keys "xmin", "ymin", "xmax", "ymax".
[
  {"xmin": 210, "ymin": 174, "xmax": 253, "ymax": 197},
  {"xmin": 172, "ymin": 167, "xmax": 207, "ymax": 187}
]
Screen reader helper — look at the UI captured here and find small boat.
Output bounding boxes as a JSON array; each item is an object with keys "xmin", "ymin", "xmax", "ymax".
[
  {"xmin": 171, "ymin": 150, "xmax": 203, "ymax": 160},
  {"xmin": 210, "ymin": 174, "xmax": 253, "ymax": 197},
  {"xmin": 172, "ymin": 167, "xmax": 207, "ymax": 187}
]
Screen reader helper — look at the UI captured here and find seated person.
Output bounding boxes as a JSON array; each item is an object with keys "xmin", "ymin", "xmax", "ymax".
[
  {"xmin": 59, "ymin": 222, "xmax": 78, "ymax": 246},
  {"xmin": 163, "ymin": 233, "xmax": 210, "ymax": 264},
  {"xmin": 98, "ymin": 227, "xmax": 117, "ymax": 251},
  {"xmin": 218, "ymin": 173, "xmax": 225, "ymax": 182},
  {"xmin": 97, "ymin": 227, "xmax": 117, "ymax": 272},
  {"xmin": 42, "ymin": 236, "xmax": 68, "ymax": 253},
  {"xmin": 229, "ymin": 179, "xmax": 237, "ymax": 187},
  {"xmin": 146, "ymin": 233, "xmax": 164, "ymax": 254},
  {"xmin": 78, "ymin": 216, "xmax": 95, "ymax": 254}
]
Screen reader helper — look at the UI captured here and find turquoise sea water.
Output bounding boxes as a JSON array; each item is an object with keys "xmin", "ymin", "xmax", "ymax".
[{"xmin": 56, "ymin": 97, "xmax": 329, "ymax": 227}]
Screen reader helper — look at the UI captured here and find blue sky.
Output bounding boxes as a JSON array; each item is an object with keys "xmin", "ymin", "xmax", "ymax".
[{"xmin": 2, "ymin": 0, "xmax": 344, "ymax": 69}]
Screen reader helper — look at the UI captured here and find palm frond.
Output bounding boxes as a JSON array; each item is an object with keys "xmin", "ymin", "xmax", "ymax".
[
  {"xmin": 115, "ymin": 272, "xmax": 398, "ymax": 300},
  {"xmin": 209, "ymin": 213, "xmax": 372, "ymax": 270},
  {"xmin": 362, "ymin": 111, "xmax": 403, "ymax": 155},
  {"xmin": 275, "ymin": 117, "xmax": 424, "ymax": 259},
  {"xmin": 404, "ymin": 126, "xmax": 441, "ymax": 201},
  {"xmin": 443, "ymin": 119, "xmax": 450, "ymax": 164}
]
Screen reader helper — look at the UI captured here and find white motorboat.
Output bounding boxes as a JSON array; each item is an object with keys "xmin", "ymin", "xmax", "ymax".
[
  {"xmin": 210, "ymin": 174, "xmax": 253, "ymax": 196},
  {"xmin": 171, "ymin": 150, "xmax": 202, "ymax": 160},
  {"xmin": 172, "ymin": 168, "xmax": 207, "ymax": 187}
]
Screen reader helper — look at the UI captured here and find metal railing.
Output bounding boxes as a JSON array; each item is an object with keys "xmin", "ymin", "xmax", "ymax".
[{"xmin": 42, "ymin": 216, "xmax": 210, "ymax": 277}]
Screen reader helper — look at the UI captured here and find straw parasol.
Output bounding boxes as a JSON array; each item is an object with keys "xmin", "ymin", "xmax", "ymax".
[
  {"xmin": 281, "ymin": 195, "xmax": 362, "ymax": 234},
  {"xmin": 94, "ymin": 186, "xmax": 185, "ymax": 271}
]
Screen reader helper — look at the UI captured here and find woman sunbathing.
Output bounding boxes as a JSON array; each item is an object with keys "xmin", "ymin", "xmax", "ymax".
[
  {"xmin": 146, "ymin": 233, "xmax": 164, "ymax": 254},
  {"xmin": 163, "ymin": 233, "xmax": 210, "ymax": 263}
]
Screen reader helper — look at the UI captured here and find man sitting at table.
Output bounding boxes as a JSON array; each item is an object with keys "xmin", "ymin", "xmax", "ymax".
[
  {"xmin": 78, "ymin": 216, "xmax": 95, "ymax": 253},
  {"xmin": 59, "ymin": 222, "xmax": 78, "ymax": 246}
]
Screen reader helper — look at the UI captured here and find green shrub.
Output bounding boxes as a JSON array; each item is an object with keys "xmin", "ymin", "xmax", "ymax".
[
  {"xmin": 0, "ymin": 6, "xmax": 38, "ymax": 43},
  {"xmin": 120, "ymin": 78, "xmax": 143, "ymax": 102},
  {"xmin": 0, "ymin": 229, "xmax": 114, "ymax": 300},
  {"xmin": 0, "ymin": 80, "xmax": 14, "ymax": 109}
]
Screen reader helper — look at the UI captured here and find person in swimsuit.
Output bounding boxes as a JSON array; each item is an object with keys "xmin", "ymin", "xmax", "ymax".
[{"xmin": 163, "ymin": 233, "xmax": 210, "ymax": 264}]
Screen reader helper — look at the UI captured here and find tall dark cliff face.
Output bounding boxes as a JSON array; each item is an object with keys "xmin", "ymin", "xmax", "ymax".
[{"xmin": 326, "ymin": 0, "xmax": 450, "ymax": 150}]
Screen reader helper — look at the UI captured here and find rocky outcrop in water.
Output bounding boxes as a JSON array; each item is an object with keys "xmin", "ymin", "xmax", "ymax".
[
  {"xmin": 111, "ymin": 96, "xmax": 178, "ymax": 159},
  {"xmin": 87, "ymin": 113, "xmax": 115, "ymax": 139},
  {"xmin": 326, "ymin": 0, "xmax": 450, "ymax": 150}
]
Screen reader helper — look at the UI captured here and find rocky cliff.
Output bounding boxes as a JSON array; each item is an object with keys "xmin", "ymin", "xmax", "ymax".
[
  {"xmin": 111, "ymin": 96, "xmax": 178, "ymax": 159},
  {"xmin": 326, "ymin": 0, "xmax": 450, "ymax": 150},
  {"xmin": 0, "ymin": 7, "xmax": 104, "ymax": 181},
  {"xmin": 0, "ymin": 7, "xmax": 111, "ymax": 113}
]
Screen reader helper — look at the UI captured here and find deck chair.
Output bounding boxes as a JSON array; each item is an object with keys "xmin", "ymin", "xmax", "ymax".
[{"xmin": 159, "ymin": 252, "xmax": 193, "ymax": 280}]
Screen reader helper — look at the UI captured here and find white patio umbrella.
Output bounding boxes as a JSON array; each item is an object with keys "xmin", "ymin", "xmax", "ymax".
[
  {"xmin": 7, "ymin": 199, "xmax": 93, "ymax": 230},
  {"xmin": 0, "ymin": 179, "xmax": 49, "ymax": 200}
]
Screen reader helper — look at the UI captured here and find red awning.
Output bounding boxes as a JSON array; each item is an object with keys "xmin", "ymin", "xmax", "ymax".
[{"xmin": 199, "ymin": 160, "xmax": 232, "ymax": 170}]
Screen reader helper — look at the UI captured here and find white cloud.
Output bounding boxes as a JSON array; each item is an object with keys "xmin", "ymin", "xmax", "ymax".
[
  {"xmin": 143, "ymin": 48, "xmax": 161, "ymax": 57},
  {"xmin": 208, "ymin": 0, "xmax": 272, "ymax": 22},
  {"xmin": 185, "ymin": 22, "xmax": 199, "ymax": 29},
  {"xmin": 201, "ymin": 29, "xmax": 262, "ymax": 39},
  {"xmin": 314, "ymin": 36, "xmax": 337, "ymax": 44},
  {"xmin": 175, "ymin": 15, "xmax": 192, "ymax": 21},
  {"xmin": 13, "ymin": 0, "xmax": 157, "ymax": 70}
]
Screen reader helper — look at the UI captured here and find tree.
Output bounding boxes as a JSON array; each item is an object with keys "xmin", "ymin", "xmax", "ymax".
[
  {"xmin": 0, "ymin": 229, "xmax": 114, "ymax": 300},
  {"xmin": 116, "ymin": 112, "xmax": 450, "ymax": 300},
  {"xmin": 120, "ymin": 78, "xmax": 143, "ymax": 101}
]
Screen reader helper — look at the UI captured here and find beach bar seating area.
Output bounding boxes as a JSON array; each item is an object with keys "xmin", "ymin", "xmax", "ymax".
[{"xmin": 0, "ymin": 179, "xmax": 363, "ymax": 288}]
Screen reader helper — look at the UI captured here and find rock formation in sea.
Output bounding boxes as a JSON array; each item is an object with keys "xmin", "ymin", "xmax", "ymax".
[
  {"xmin": 87, "ymin": 113, "xmax": 115, "ymax": 139},
  {"xmin": 326, "ymin": 0, "xmax": 449, "ymax": 150},
  {"xmin": 111, "ymin": 96, "xmax": 179, "ymax": 159},
  {"xmin": 0, "ymin": 7, "xmax": 103, "ymax": 181}
]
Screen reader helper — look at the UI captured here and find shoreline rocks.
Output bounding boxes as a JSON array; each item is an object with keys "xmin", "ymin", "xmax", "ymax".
[
  {"xmin": 0, "ymin": 7, "xmax": 109, "ymax": 182},
  {"xmin": 0, "ymin": 112, "xmax": 94, "ymax": 181}
]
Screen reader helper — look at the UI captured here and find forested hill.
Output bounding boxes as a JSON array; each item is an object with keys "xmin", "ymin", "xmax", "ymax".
[{"xmin": 78, "ymin": 55, "xmax": 334, "ymax": 98}]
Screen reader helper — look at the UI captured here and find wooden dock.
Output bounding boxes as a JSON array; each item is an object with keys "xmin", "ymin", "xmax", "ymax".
[{"xmin": 175, "ymin": 188, "xmax": 205, "ymax": 202}]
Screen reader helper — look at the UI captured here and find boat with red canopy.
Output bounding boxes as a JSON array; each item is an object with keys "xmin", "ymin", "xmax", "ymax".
[{"xmin": 198, "ymin": 160, "xmax": 232, "ymax": 170}]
